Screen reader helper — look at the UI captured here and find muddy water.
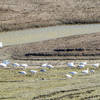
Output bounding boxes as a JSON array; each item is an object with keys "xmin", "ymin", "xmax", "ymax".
[{"xmin": 0, "ymin": 24, "xmax": 100, "ymax": 46}]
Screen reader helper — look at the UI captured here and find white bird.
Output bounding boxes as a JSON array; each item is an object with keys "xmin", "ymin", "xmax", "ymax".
[
  {"xmin": 2, "ymin": 60, "xmax": 10, "ymax": 65},
  {"xmin": 69, "ymin": 71, "xmax": 77, "ymax": 75},
  {"xmin": 67, "ymin": 62, "xmax": 75, "ymax": 68},
  {"xmin": 80, "ymin": 62, "xmax": 87, "ymax": 65},
  {"xmin": 0, "ymin": 42, "xmax": 3, "ymax": 48},
  {"xmin": 13, "ymin": 63, "xmax": 20, "ymax": 67},
  {"xmin": 30, "ymin": 70, "xmax": 37, "ymax": 74},
  {"xmin": 47, "ymin": 64, "xmax": 54, "ymax": 69},
  {"xmin": 90, "ymin": 70, "xmax": 95, "ymax": 73},
  {"xmin": 0, "ymin": 63, "xmax": 7, "ymax": 68},
  {"xmin": 92, "ymin": 63, "xmax": 99, "ymax": 68},
  {"xmin": 19, "ymin": 71, "xmax": 27, "ymax": 75},
  {"xmin": 66, "ymin": 74, "xmax": 72, "ymax": 79},
  {"xmin": 21, "ymin": 64, "xmax": 28, "ymax": 69},
  {"xmin": 82, "ymin": 68, "xmax": 89, "ymax": 74},
  {"xmin": 78, "ymin": 64, "xmax": 85, "ymax": 68},
  {"xmin": 40, "ymin": 69, "xmax": 46, "ymax": 72},
  {"xmin": 41, "ymin": 63, "xmax": 48, "ymax": 67}
]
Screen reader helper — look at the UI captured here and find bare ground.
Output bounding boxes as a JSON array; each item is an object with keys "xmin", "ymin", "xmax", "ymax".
[
  {"xmin": 0, "ymin": 0, "xmax": 100, "ymax": 31},
  {"xmin": 0, "ymin": 32, "xmax": 100, "ymax": 60}
]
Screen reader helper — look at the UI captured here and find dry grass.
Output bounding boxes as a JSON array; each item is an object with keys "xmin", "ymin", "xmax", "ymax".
[
  {"xmin": 0, "ymin": 64, "xmax": 100, "ymax": 100},
  {"xmin": 0, "ymin": 0, "xmax": 100, "ymax": 31}
]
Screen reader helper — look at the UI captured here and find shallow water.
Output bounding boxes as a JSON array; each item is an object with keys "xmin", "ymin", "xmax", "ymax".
[{"xmin": 0, "ymin": 24, "xmax": 100, "ymax": 46}]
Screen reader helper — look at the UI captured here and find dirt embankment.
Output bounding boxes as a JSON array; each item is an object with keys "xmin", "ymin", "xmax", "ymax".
[
  {"xmin": 0, "ymin": 32, "xmax": 100, "ymax": 60},
  {"xmin": 0, "ymin": 0, "xmax": 100, "ymax": 31}
]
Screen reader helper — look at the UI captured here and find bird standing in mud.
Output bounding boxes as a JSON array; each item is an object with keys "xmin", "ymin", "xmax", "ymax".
[
  {"xmin": 47, "ymin": 64, "xmax": 54, "ymax": 69},
  {"xmin": 0, "ymin": 63, "xmax": 7, "ymax": 68},
  {"xmin": 90, "ymin": 70, "xmax": 95, "ymax": 73},
  {"xmin": 41, "ymin": 63, "xmax": 48, "ymax": 67},
  {"xmin": 18, "ymin": 71, "xmax": 27, "ymax": 75},
  {"xmin": 82, "ymin": 68, "xmax": 89, "ymax": 74},
  {"xmin": 0, "ymin": 42, "xmax": 3, "ymax": 48},
  {"xmin": 40, "ymin": 69, "xmax": 47, "ymax": 72},
  {"xmin": 13, "ymin": 63, "xmax": 20, "ymax": 68},
  {"xmin": 80, "ymin": 62, "xmax": 87, "ymax": 65},
  {"xmin": 30, "ymin": 70, "xmax": 37, "ymax": 74},
  {"xmin": 67, "ymin": 62, "xmax": 75, "ymax": 68},
  {"xmin": 69, "ymin": 71, "xmax": 78, "ymax": 75},
  {"xmin": 92, "ymin": 63, "xmax": 99, "ymax": 68},
  {"xmin": 21, "ymin": 64, "xmax": 28, "ymax": 69},
  {"xmin": 66, "ymin": 74, "xmax": 72, "ymax": 79},
  {"xmin": 78, "ymin": 64, "xmax": 85, "ymax": 68}
]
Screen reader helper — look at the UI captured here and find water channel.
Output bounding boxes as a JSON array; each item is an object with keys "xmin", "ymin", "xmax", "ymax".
[{"xmin": 0, "ymin": 24, "xmax": 100, "ymax": 46}]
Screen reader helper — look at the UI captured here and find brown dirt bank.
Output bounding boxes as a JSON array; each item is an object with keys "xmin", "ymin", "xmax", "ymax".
[
  {"xmin": 0, "ymin": 0, "xmax": 100, "ymax": 31},
  {"xmin": 0, "ymin": 32, "xmax": 100, "ymax": 60}
]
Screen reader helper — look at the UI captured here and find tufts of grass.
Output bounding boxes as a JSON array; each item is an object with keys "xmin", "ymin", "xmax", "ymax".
[{"xmin": 0, "ymin": 65, "xmax": 100, "ymax": 100}]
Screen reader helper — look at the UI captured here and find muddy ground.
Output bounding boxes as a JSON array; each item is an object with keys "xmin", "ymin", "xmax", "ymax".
[
  {"xmin": 0, "ymin": 0, "xmax": 100, "ymax": 31},
  {"xmin": 0, "ymin": 32, "xmax": 100, "ymax": 60}
]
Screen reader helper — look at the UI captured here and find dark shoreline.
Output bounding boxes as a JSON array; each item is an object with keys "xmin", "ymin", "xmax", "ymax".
[{"xmin": 0, "ymin": 22, "xmax": 100, "ymax": 32}]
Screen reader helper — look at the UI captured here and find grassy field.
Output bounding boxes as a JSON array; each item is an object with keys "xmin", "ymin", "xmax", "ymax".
[{"xmin": 0, "ymin": 63, "xmax": 100, "ymax": 100}]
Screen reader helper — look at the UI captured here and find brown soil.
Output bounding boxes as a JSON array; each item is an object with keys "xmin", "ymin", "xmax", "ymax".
[
  {"xmin": 0, "ymin": 32, "xmax": 100, "ymax": 60},
  {"xmin": 0, "ymin": 0, "xmax": 100, "ymax": 31}
]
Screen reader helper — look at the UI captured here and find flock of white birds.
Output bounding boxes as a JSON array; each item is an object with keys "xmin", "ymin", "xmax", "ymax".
[
  {"xmin": 0, "ymin": 59, "xmax": 99, "ymax": 79},
  {"xmin": 66, "ymin": 62, "xmax": 99, "ymax": 78},
  {"xmin": 0, "ymin": 60, "xmax": 54, "ymax": 75},
  {"xmin": 0, "ymin": 42, "xmax": 100, "ymax": 78}
]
